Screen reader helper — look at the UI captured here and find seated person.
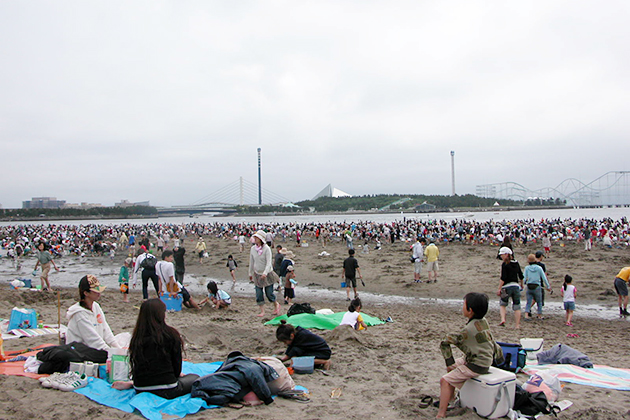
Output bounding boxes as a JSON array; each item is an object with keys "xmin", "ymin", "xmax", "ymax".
[
  {"xmin": 276, "ymin": 320, "xmax": 331, "ymax": 370},
  {"xmin": 437, "ymin": 292, "xmax": 503, "ymax": 418},
  {"xmin": 66, "ymin": 275, "xmax": 122, "ymax": 350},
  {"xmin": 112, "ymin": 299, "xmax": 200, "ymax": 398},
  {"xmin": 339, "ymin": 297, "xmax": 367, "ymax": 330},
  {"xmin": 199, "ymin": 281, "xmax": 231, "ymax": 309}
]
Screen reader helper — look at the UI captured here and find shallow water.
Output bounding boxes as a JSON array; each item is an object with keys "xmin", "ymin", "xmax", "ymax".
[{"xmin": 1, "ymin": 254, "xmax": 621, "ymax": 321}]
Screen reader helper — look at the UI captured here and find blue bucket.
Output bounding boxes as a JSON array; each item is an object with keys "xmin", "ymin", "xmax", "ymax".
[
  {"xmin": 161, "ymin": 294, "xmax": 182, "ymax": 312},
  {"xmin": 341, "ymin": 281, "xmax": 347, "ymax": 288},
  {"xmin": 292, "ymin": 356, "xmax": 315, "ymax": 374}
]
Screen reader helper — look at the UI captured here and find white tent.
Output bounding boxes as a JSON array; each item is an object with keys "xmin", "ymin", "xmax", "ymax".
[{"xmin": 312, "ymin": 184, "xmax": 352, "ymax": 200}]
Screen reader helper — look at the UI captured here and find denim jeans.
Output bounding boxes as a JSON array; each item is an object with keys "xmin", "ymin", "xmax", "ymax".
[
  {"xmin": 255, "ymin": 284, "xmax": 276, "ymax": 305},
  {"xmin": 525, "ymin": 286, "xmax": 543, "ymax": 315}
]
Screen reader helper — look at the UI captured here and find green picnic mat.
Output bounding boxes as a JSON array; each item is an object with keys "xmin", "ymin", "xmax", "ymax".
[{"xmin": 264, "ymin": 312, "xmax": 385, "ymax": 330}]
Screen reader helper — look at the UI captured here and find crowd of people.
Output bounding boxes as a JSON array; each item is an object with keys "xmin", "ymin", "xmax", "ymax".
[{"xmin": 3, "ymin": 215, "xmax": 630, "ymax": 415}]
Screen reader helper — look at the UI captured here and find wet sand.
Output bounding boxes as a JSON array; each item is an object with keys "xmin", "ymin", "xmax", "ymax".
[{"xmin": 1, "ymin": 236, "xmax": 629, "ymax": 419}]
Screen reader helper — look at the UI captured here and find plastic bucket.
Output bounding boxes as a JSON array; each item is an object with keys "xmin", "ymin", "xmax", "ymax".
[
  {"xmin": 520, "ymin": 338, "xmax": 544, "ymax": 360},
  {"xmin": 292, "ymin": 356, "xmax": 315, "ymax": 374},
  {"xmin": 341, "ymin": 281, "xmax": 347, "ymax": 288},
  {"xmin": 161, "ymin": 294, "xmax": 183, "ymax": 312}
]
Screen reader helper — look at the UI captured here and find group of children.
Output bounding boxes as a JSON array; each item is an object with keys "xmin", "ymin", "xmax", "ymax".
[
  {"xmin": 117, "ymin": 251, "xmax": 232, "ymax": 310},
  {"xmin": 497, "ymin": 246, "xmax": 578, "ymax": 328}
]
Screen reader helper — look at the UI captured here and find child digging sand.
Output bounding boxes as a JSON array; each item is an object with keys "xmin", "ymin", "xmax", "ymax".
[
  {"xmin": 437, "ymin": 292, "xmax": 503, "ymax": 418},
  {"xmin": 276, "ymin": 320, "xmax": 331, "ymax": 370}
]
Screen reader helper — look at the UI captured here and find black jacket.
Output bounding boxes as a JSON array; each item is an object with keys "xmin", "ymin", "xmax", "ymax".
[
  {"xmin": 36, "ymin": 342, "xmax": 107, "ymax": 374},
  {"xmin": 191, "ymin": 351, "xmax": 279, "ymax": 406}
]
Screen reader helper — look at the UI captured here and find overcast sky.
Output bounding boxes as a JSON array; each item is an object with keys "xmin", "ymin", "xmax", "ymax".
[{"xmin": 1, "ymin": 1, "xmax": 629, "ymax": 208}]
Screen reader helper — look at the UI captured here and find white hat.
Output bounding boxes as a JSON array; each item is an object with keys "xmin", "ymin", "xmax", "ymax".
[
  {"xmin": 498, "ymin": 247, "xmax": 513, "ymax": 255},
  {"xmin": 253, "ymin": 230, "xmax": 267, "ymax": 243}
]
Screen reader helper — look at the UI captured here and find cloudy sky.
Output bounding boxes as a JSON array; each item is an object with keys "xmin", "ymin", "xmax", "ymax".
[{"xmin": 1, "ymin": 1, "xmax": 629, "ymax": 208}]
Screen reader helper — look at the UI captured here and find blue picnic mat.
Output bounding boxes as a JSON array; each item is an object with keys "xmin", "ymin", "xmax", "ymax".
[{"xmin": 74, "ymin": 361, "xmax": 222, "ymax": 420}]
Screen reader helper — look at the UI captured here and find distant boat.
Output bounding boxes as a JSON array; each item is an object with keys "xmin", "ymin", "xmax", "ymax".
[{"xmin": 465, "ymin": 213, "xmax": 475, "ymax": 218}]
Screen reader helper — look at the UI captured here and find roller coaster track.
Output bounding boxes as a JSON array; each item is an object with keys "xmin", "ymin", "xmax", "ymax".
[{"xmin": 476, "ymin": 171, "xmax": 630, "ymax": 206}]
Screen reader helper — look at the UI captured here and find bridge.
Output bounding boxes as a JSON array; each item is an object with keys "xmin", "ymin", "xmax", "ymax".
[
  {"xmin": 157, "ymin": 177, "xmax": 292, "ymax": 215},
  {"xmin": 476, "ymin": 171, "xmax": 630, "ymax": 206}
]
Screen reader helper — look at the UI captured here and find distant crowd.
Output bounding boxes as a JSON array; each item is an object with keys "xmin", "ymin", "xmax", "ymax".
[{"xmin": 1, "ymin": 216, "xmax": 628, "ymax": 259}]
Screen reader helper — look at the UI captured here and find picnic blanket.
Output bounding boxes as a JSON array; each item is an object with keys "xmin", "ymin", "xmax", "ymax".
[
  {"xmin": 75, "ymin": 361, "xmax": 309, "ymax": 420},
  {"xmin": 522, "ymin": 364, "xmax": 630, "ymax": 391},
  {"xmin": 265, "ymin": 312, "xmax": 385, "ymax": 330},
  {"xmin": 0, "ymin": 344, "xmax": 53, "ymax": 379},
  {"xmin": 75, "ymin": 361, "xmax": 223, "ymax": 420}
]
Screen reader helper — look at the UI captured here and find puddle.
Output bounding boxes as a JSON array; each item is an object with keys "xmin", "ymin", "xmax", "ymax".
[{"xmin": 1, "ymin": 256, "xmax": 622, "ymax": 321}]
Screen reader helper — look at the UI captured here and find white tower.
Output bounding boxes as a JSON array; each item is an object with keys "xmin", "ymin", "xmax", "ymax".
[{"xmin": 450, "ymin": 151, "xmax": 455, "ymax": 196}]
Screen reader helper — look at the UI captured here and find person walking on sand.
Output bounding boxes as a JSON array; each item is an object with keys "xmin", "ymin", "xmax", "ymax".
[
  {"xmin": 249, "ymin": 230, "xmax": 281, "ymax": 317},
  {"xmin": 562, "ymin": 275, "xmax": 577, "ymax": 326},
  {"xmin": 614, "ymin": 266, "xmax": 630, "ymax": 316},
  {"xmin": 34, "ymin": 241, "xmax": 59, "ymax": 291},
  {"xmin": 412, "ymin": 237, "xmax": 425, "ymax": 283},
  {"xmin": 497, "ymin": 247, "xmax": 523, "ymax": 328},
  {"xmin": 194, "ymin": 237, "xmax": 207, "ymax": 264},
  {"xmin": 342, "ymin": 249, "xmax": 362, "ymax": 301},
  {"xmin": 424, "ymin": 239, "xmax": 440, "ymax": 283}
]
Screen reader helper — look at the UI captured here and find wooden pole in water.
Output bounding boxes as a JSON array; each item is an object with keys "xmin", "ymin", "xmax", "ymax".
[{"xmin": 58, "ymin": 291, "xmax": 62, "ymax": 345}]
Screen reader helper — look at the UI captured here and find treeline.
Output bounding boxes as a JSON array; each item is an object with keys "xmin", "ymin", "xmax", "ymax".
[
  {"xmin": 0, "ymin": 205, "xmax": 158, "ymax": 219},
  {"xmin": 296, "ymin": 194, "xmax": 523, "ymax": 212},
  {"xmin": 238, "ymin": 194, "xmax": 525, "ymax": 214}
]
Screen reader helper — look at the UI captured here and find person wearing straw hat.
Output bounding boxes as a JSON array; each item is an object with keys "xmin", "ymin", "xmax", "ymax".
[
  {"xmin": 66, "ymin": 275, "xmax": 122, "ymax": 350},
  {"xmin": 249, "ymin": 230, "xmax": 281, "ymax": 317}
]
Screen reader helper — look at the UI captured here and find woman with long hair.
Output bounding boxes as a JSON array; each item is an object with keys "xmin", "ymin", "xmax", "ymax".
[{"xmin": 112, "ymin": 299, "xmax": 199, "ymax": 398}]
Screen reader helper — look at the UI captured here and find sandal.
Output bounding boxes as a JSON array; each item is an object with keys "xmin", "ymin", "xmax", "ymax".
[
  {"xmin": 498, "ymin": 321, "xmax": 505, "ymax": 327},
  {"xmin": 418, "ymin": 395, "xmax": 433, "ymax": 409}
]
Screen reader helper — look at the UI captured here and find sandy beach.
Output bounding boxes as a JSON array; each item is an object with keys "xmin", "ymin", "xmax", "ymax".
[{"xmin": 1, "ymin": 235, "xmax": 629, "ymax": 419}]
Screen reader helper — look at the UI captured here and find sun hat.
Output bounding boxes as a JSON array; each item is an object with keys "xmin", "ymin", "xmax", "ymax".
[
  {"xmin": 285, "ymin": 251, "xmax": 296, "ymax": 259},
  {"xmin": 253, "ymin": 230, "xmax": 267, "ymax": 243},
  {"xmin": 279, "ymin": 248, "xmax": 288, "ymax": 254},
  {"xmin": 498, "ymin": 247, "xmax": 513, "ymax": 255},
  {"xmin": 287, "ymin": 265, "xmax": 295, "ymax": 271},
  {"xmin": 79, "ymin": 274, "xmax": 106, "ymax": 293}
]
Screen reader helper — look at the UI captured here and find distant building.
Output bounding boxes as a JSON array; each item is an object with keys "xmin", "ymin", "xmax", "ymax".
[
  {"xmin": 312, "ymin": 184, "xmax": 352, "ymax": 200},
  {"xmin": 22, "ymin": 197, "xmax": 66, "ymax": 209},
  {"xmin": 415, "ymin": 202, "xmax": 436, "ymax": 212},
  {"xmin": 115, "ymin": 200, "xmax": 150, "ymax": 207},
  {"xmin": 64, "ymin": 202, "xmax": 103, "ymax": 209}
]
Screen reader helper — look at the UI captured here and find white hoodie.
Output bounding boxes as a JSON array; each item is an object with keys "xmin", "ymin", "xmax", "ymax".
[{"xmin": 66, "ymin": 302, "xmax": 119, "ymax": 350}]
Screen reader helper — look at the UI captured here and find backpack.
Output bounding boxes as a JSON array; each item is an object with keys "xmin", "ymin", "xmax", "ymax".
[
  {"xmin": 513, "ymin": 384, "xmax": 554, "ymax": 416},
  {"xmin": 493, "ymin": 342, "xmax": 527, "ymax": 372},
  {"xmin": 287, "ymin": 302, "xmax": 316, "ymax": 317},
  {"xmin": 140, "ymin": 254, "xmax": 157, "ymax": 270}
]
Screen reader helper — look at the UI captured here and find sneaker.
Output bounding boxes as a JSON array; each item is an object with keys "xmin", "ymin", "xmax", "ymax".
[
  {"xmin": 57, "ymin": 373, "xmax": 89, "ymax": 392},
  {"xmin": 48, "ymin": 371, "xmax": 81, "ymax": 390},
  {"xmin": 623, "ymin": 309, "xmax": 630, "ymax": 316},
  {"xmin": 40, "ymin": 372, "xmax": 64, "ymax": 387}
]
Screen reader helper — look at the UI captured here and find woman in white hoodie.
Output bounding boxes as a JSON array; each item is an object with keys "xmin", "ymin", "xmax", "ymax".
[{"xmin": 66, "ymin": 275, "xmax": 121, "ymax": 350}]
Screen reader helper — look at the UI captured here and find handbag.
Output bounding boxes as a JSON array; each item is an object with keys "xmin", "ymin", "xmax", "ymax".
[{"xmin": 527, "ymin": 283, "xmax": 540, "ymax": 290}]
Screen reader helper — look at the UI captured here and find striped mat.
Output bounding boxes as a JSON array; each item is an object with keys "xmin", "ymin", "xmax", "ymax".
[{"xmin": 522, "ymin": 364, "xmax": 630, "ymax": 391}]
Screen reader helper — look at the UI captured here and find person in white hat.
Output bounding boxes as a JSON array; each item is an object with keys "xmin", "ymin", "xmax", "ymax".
[
  {"xmin": 249, "ymin": 230, "xmax": 281, "ymax": 317},
  {"xmin": 496, "ymin": 247, "xmax": 524, "ymax": 328}
]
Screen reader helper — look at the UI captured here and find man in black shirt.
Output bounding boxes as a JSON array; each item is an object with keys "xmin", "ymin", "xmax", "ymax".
[
  {"xmin": 342, "ymin": 249, "xmax": 362, "ymax": 301},
  {"xmin": 173, "ymin": 245, "xmax": 186, "ymax": 284}
]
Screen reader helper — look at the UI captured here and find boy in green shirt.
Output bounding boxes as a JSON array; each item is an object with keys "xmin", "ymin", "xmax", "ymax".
[{"xmin": 437, "ymin": 293, "xmax": 503, "ymax": 418}]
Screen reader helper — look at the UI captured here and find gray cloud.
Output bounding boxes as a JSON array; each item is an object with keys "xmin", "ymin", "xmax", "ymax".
[{"xmin": 1, "ymin": 1, "xmax": 628, "ymax": 207}]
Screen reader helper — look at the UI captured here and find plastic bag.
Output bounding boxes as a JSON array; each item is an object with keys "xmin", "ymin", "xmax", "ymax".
[{"xmin": 522, "ymin": 371, "xmax": 562, "ymax": 402}]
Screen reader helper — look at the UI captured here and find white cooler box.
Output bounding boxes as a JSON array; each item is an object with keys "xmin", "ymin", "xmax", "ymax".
[{"xmin": 460, "ymin": 366, "xmax": 516, "ymax": 419}]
